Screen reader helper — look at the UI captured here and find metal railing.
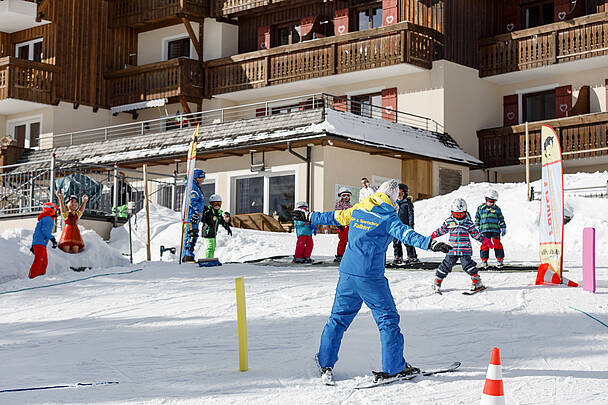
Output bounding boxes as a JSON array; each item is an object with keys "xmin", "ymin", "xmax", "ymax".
[
  {"xmin": 51, "ymin": 93, "xmax": 444, "ymax": 147},
  {"xmin": 530, "ymin": 183, "xmax": 608, "ymax": 201}
]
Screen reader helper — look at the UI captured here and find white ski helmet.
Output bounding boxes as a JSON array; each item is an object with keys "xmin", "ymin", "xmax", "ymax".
[
  {"xmin": 485, "ymin": 189, "xmax": 499, "ymax": 201},
  {"xmin": 451, "ymin": 198, "xmax": 467, "ymax": 213},
  {"xmin": 338, "ymin": 187, "xmax": 352, "ymax": 196},
  {"xmin": 296, "ymin": 201, "xmax": 308, "ymax": 209},
  {"xmin": 209, "ymin": 194, "xmax": 222, "ymax": 203},
  {"xmin": 378, "ymin": 179, "xmax": 400, "ymax": 204}
]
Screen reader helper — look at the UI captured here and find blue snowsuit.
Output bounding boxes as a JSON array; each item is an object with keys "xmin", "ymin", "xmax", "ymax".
[
  {"xmin": 393, "ymin": 197, "xmax": 417, "ymax": 259},
  {"xmin": 32, "ymin": 216, "xmax": 55, "ymax": 247},
  {"xmin": 311, "ymin": 192, "xmax": 431, "ymax": 374},
  {"xmin": 182, "ymin": 180, "xmax": 205, "ymax": 259}
]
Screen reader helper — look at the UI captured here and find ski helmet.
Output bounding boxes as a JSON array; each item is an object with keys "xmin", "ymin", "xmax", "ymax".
[
  {"xmin": 451, "ymin": 198, "xmax": 467, "ymax": 213},
  {"xmin": 193, "ymin": 169, "xmax": 206, "ymax": 179},
  {"xmin": 42, "ymin": 202, "xmax": 59, "ymax": 217},
  {"xmin": 378, "ymin": 179, "xmax": 399, "ymax": 204},
  {"xmin": 337, "ymin": 187, "xmax": 352, "ymax": 197},
  {"xmin": 485, "ymin": 189, "xmax": 499, "ymax": 201},
  {"xmin": 296, "ymin": 201, "xmax": 309, "ymax": 210},
  {"xmin": 209, "ymin": 194, "xmax": 222, "ymax": 203},
  {"xmin": 398, "ymin": 183, "xmax": 408, "ymax": 196}
]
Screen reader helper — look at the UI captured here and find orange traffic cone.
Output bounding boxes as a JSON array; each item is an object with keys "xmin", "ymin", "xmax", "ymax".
[
  {"xmin": 481, "ymin": 347, "xmax": 505, "ymax": 405},
  {"xmin": 535, "ymin": 263, "xmax": 578, "ymax": 287}
]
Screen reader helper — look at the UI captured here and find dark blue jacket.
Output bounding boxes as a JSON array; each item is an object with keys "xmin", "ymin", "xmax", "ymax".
[
  {"xmin": 395, "ymin": 197, "xmax": 414, "ymax": 227},
  {"xmin": 184, "ymin": 180, "xmax": 205, "ymax": 222},
  {"xmin": 32, "ymin": 215, "xmax": 54, "ymax": 247}
]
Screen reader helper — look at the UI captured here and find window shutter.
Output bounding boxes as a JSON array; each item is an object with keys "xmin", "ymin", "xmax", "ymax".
[
  {"xmin": 334, "ymin": 8, "xmax": 349, "ymax": 35},
  {"xmin": 554, "ymin": 0, "xmax": 571, "ymax": 21},
  {"xmin": 503, "ymin": 94, "xmax": 518, "ymax": 126},
  {"xmin": 382, "ymin": 0, "xmax": 398, "ymax": 26},
  {"xmin": 300, "ymin": 16, "xmax": 315, "ymax": 38},
  {"xmin": 257, "ymin": 26, "xmax": 270, "ymax": 50},
  {"xmin": 503, "ymin": 2, "xmax": 518, "ymax": 32},
  {"xmin": 382, "ymin": 88, "xmax": 397, "ymax": 122},
  {"xmin": 334, "ymin": 96, "xmax": 347, "ymax": 112},
  {"xmin": 555, "ymin": 85, "xmax": 572, "ymax": 118}
]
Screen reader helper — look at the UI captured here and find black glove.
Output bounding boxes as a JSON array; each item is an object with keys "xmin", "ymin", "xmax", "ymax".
[
  {"xmin": 191, "ymin": 213, "xmax": 200, "ymax": 223},
  {"xmin": 50, "ymin": 238, "xmax": 58, "ymax": 249},
  {"xmin": 429, "ymin": 239, "xmax": 451, "ymax": 253},
  {"xmin": 227, "ymin": 228, "xmax": 233, "ymax": 237},
  {"xmin": 30, "ymin": 246, "xmax": 35, "ymax": 255},
  {"xmin": 291, "ymin": 209, "xmax": 311, "ymax": 222}
]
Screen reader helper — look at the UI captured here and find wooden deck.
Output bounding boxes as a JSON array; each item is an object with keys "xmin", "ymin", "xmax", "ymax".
[
  {"xmin": 108, "ymin": 0, "xmax": 210, "ymax": 28},
  {"xmin": 207, "ymin": 21, "xmax": 435, "ymax": 95},
  {"xmin": 0, "ymin": 57, "xmax": 60, "ymax": 106},
  {"xmin": 479, "ymin": 12, "xmax": 608, "ymax": 77},
  {"xmin": 105, "ymin": 58, "xmax": 204, "ymax": 107},
  {"xmin": 214, "ymin": 0, "xmax": 315, "ymax": 17},
  {"xmin": 477, "ymin": 113, "xmax": 608, "ymax": 168}
]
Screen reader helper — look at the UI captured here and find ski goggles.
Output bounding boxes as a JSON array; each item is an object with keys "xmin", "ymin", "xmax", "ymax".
[
  {"xmin": 451, "ymin": 211, "xmax": 466, "ymax": 219},
  {"xmin": 485, "ymin": 198, "xmax": 496, "ymax": 204},
  {"xmin": 211, "ymin": 202, "xmax": 222, "ymax": 207}
]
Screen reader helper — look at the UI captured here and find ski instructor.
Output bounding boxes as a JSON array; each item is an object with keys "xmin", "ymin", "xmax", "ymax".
[{"xmin": 292, "ymin": 179, "xmax": 451, "ymax": 384}]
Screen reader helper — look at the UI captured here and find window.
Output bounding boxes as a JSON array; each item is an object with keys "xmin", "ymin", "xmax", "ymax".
[
  {"xmin": 235, "ymin": 177, "xmax": 264, "ymax": 215},
  {"xmin": 8, "ymin": 117, "xmax": 41, "ymax": 149},
  {"xmin": 438, "ymin": 168, "xmax": 462, "ymax": 195},
  {"xmin": 275, "ymin": 22, "xmax": 301, "ymax": 46},
  {"xmin": 269, "ymin": 175, "xmax": 295, "ymax": 221},
  {"xmin": 15, "ymin": 38, "xmax": 43, "ymax": 62},
  {"xmin": 356, "ymin": 6, "xmax": 383, "ymax": 31},
  {"xmin": 350, "ymin": 93, "xmax": 382, "ymax": 117},
  {"xmin": 523, "ymin": 1, "xmax": 554, "ymax": 28},
  {"xmin": 523, "ymin": 90, "xmax": 555, "ymax": 122},
  {"xmin": 167, "ymin": 37, "xmax": 190, "ymax": 60}
]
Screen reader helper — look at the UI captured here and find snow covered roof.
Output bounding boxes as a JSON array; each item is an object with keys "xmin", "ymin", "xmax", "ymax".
[{"xmin": 12, "ymin": 108, "xmax": 480, "ymax": 172}]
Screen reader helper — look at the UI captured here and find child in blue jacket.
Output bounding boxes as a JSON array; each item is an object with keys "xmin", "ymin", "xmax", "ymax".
[
  {"xmin": 293, "ymin": 201, "xmax": 316, "ymax": 263},
  {"xmin": 181, "ymin": 169, "xmax": 206, "ymax": 262},
  {"xmin": 431, "ymin": 198, "xmax": 491, "ymax": 293},
  {"xmin": 29, "ymin": 202, "xmax": 59, "ymax": 279}
]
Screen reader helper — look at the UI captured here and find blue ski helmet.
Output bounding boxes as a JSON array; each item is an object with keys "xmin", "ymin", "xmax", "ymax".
[{"xmin": 193, "ymin": 169, "xmax": 206, "ymax": 179}]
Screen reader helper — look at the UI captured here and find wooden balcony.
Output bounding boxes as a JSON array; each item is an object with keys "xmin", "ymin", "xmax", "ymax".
[
  {"xmin": 207, "ymin": 22, "xmax": 434, "ymax": 96},
  {"xmin": 479, "ymin": 12, "xmax": 608, "ymax": 77},
  {"xmin": 214, "ymin": 0, "xmax": 313, "ymax": 17},
  {"xmin": 0, "ymin": 57, "xmax": 59, "ymax": 106},
  {"xmin": 477, "ymin": 113, "xmax": 608, "ymax": 168},
  {"xmin": 105, "ymin": 58, "xmax": 204, "ymax": 107},
  {"xmin": 108, "ymin": 0, "xmax": 210, "ymax": 29}
]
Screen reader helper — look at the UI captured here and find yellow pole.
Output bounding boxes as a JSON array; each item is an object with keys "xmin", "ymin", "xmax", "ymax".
[{"xmin": 235, "ymin": 277, "xmax": 248, "ymax": 371}]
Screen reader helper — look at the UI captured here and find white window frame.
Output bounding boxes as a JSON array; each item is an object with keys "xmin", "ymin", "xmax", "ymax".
[
  {"xmin": 15, "ymin": 38, "xmax": 43, "ymax": 61},
  {"xmin": 161, "ymin": 34, "xmax": 197, "ymax": 61},
  {"xmin": 230, "ymin": 171, "xmax": 296, "ymax": 216},
  {"xmin": 7, "ymin": 115, "xmax": 42, "ymax": 149}
]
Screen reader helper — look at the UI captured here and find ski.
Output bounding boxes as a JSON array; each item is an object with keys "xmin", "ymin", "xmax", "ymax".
[
  {"xmin": 354, "ymin": 361, "xmax": 461, "ymax": 389},
  {"xmin": 0, "ymin": 381, "xmax": 118, "ymax": 393},
  {"xmin": 70, "ymin": 266, "xmax": 91, "ymax": 272},
  {"xmin": 462, "ymin": 286, "xmax": 487, "ymax": 295}
]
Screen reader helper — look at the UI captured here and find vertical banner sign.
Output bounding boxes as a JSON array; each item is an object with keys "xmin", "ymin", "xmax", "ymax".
[
  {"xmin": 179, "ymin": 124, "xmax": 200, "ymax": 263},
  {"xmin": 539, "ymin": 125, "xmax": 564, "ymax": 281}
]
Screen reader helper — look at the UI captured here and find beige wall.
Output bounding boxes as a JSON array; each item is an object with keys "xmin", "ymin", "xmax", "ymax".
[{"xmin": 204, "ymin": 18, "xmax": 238, "ymax": 61}]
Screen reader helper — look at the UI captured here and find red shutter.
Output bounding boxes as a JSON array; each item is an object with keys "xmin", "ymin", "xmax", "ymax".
[
  {"xmin": 382, "ymin": 88, "xmax": 397, "ymax": 122},
  {"xmin": 503, "ymin": 2, "xmax": 518, "ymax": 32},
  {"xmin": 503, "ymin": 95, "xmax": 518, "ymax": 126},
  {"xmin": 334, "ymin": 96, "xmax": 347, "ymax": 112},
  {"xmin": 555, "ymin": 85, "xmax": 572, "ymax": 118},
  {"xmin": 382, "ymin": 0, "xmax": 398, "ymax": 26},
  {"xmin": 256, "ymin": 107, "xmax": 267, "ymax": 117},
  {"xmin": 300, "ymin": 16, "xmax": 314, "ymax": 38},
  {"xmin": 554, "ymin": 0, "xmax": 571, "ymax": 21},
  {"xmin": 334, "ymin": 9, "xmax": 349, "ymax": 36},
  {"xmin": 257, "ymin": 26, "xmax": 270, "ymax": 50}
]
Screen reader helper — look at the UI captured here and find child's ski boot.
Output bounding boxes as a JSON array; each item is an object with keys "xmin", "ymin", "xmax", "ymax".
[
  {"xmin": 372, "ymin": 362, "xmax": 420, "ymax": 383},
  {"xmin": 480, "ymin": 260, "xmax": 489, "ymax": 269},
  {"xmin": 496, "ymin": 259, "xmax": 504, "ymax": 269},
  {"xmin": 470, "ymin": 274, "xmax": 484, "ymax": 291},
  {"xmin": 433, "ymin": 277, "xmax": 443, "ymax": 294}
]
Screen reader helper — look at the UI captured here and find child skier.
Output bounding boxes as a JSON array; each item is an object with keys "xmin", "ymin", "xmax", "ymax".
[
  {"xmin": 292, "ymin": 180, "xmax": 451, "ymax": 384},
  {"xmin": 182, "ymin": 169, "xmax": 206, "ymax": 263},
  {"xmin": 475, "ymin": 189, "xmax": 507, "ymax": 268},
  {"xmin": 392, "ymin": 184, "xmax": 419, "ymax": 265},
  {"xmin": 200, "ymin": 194, "xmax": 232, "ymax": 259},
  {"xmin": 293, "ymin": 201, "xmax": 316, "ymax": 264},
  {"xmin": 29, "ymin": 202, "xmax": 59, "ymax": 279},
  {"xmin": 56, "ymin": 191, "xmax": 89, "ymax": 253},
  {"xmin": 334, "ymin": 187, "xmax": 352, "ymax": 262},
  {"xmin": 431, "ymin": 198, "xmax": 492, "ymax": 293}
]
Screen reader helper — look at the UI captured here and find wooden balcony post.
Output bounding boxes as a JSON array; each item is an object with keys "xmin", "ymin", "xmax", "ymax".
[
  {"xmin": 551, "ymin": 31, "xmax": 558, "ymax": 64},
  {"xmin": 264, "ymin": 56, "xmax": 269, "ymax": 87},
  {"xmin": 330, "ymin": 43, "xmax": 336, "ymax": 74},
  {"xmin": 400, "ymin": 30, "xmax": 406, "ymax": 63}
]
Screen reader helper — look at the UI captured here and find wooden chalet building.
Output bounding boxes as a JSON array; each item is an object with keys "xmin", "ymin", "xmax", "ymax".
[{"xmin": 1, "ymin": 0, "xmax": 607, "ymax": 220}]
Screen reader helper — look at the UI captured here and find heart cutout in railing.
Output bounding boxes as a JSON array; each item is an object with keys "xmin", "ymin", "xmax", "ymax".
[
  {"xmin": 338, "ymin": 25, "xmax": 345, "ymax": 34},
  {"xmin": 385, "ymin": 106, "xmax": 394, "ymax": 112},
  {"xmin": 560, "ymin": 103, "xmax": 568, "ymax": 112},
  {"xmin": 260, "ymin": 42, "xmax": 266, "ymax": 49},
  {"xmin": 558, "ymin": 11, "xmax": 567, "ymax": 20},
  {"xmin": 507, "ymin": 112, "xmax": 515, "ymax": 121},
  {"xmin": 506, "ymin": 23, "xmax": 514, "ymax": 32},
  {"xmin": 385, "ymin": 15, "xmax": 394, "ymax": 24}
]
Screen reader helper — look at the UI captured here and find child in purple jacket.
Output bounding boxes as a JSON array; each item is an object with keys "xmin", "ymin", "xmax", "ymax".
[{"xmin": 431, "ymin": 198, "xmax": 492, "ymax": 293}]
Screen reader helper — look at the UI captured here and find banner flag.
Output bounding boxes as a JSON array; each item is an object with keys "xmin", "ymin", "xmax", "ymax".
[
  {"xmin": 537, "ymin": 124, "xmax": 564, "ymax": 283},
  {"xmin": 179, "ymin": 124, "xmax": 199, "ymax": 263}
]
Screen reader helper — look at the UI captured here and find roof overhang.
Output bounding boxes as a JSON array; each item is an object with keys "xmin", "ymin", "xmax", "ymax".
[
  {"xmin": 110, "ymin": 98, "xmax": 168, "ymax": 114},
  {"xmin": 0, "ymin": 0, "xmax": 50, "ymax": 33}
]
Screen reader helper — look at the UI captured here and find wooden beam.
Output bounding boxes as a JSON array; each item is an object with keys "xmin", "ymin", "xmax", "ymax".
[
  {"xmin": 179, "ymin": 98, "xmax": 192, "ymax": 114},
  {"xmin": 180, "ymin": 16, "xmax": 203, "ymax": 60}
]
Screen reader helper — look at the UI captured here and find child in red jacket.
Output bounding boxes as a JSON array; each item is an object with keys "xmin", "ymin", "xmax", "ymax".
[{"xmin": 29, "ymin": 202, "xmax": 59, "ymax": 279}]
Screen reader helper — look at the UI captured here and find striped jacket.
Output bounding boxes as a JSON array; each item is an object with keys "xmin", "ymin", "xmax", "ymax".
[
  {"xmin": 475, "ymin": 204, "xmax": 506, "ymax": 234},
  {"xmin": 432, "ymin": 213, "xmax": 484, "ymax": 256}
]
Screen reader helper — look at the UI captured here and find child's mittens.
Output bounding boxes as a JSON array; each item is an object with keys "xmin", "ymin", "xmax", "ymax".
[
  {"xmin": 482, "ymin": 237, "xmax": 494, "ymax": 249},
  {"xmin": 311, "ymin": 225, "xmax": 317, "ymax": 235},
  {"xmin": 501, "ymin": 228, "xmax": 507, "ymax": 237}
]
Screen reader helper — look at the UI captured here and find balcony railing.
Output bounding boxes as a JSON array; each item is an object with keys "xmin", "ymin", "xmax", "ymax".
[
  {"xmin": 479, "ymin": 12, "xmax": 608, "ymax": 77},
  {"xmin": 0, "ymin": 57, "xmax": 59, "ymax": 106},
  {"xmin": 108, "ymin": 0, "xmax": 210, "ymax": 28},
  {"xmin": 214, "ymin": 0, "xmax": 307, "ymax": 17},
  {"xmin": 477, "ymin": 113, "xmax": 608, "ymax": 168},
  {"xmin": 105, "ymin": 58, "xmax": 204, "ymax": 107},
  {"xmin": 207, "ymin": 22, "xmax": 434, "ymax": 96}
]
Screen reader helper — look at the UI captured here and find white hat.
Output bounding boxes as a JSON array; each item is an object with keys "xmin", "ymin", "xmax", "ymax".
[{"xmin": 378, "ymin": 180, "xmax": 399, "ymax": 204}]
